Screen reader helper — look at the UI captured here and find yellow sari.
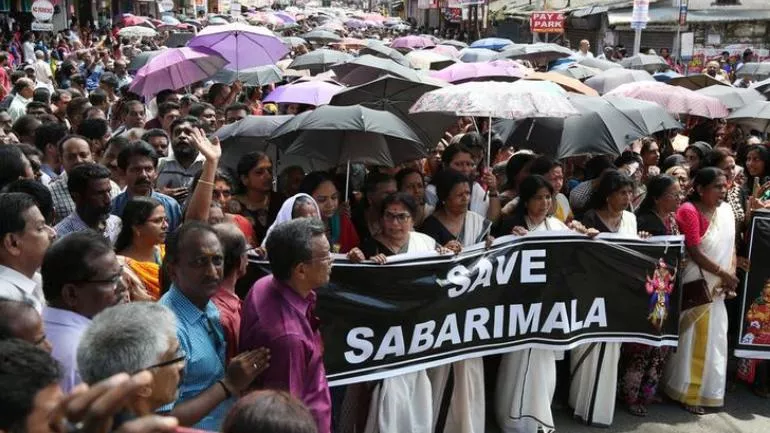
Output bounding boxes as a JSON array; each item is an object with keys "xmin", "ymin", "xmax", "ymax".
[{"xmin": 126, "ymin": 245, "xmax": 165, "ymax": 300}]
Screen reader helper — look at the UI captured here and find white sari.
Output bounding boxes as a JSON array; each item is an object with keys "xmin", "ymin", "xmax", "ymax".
[
  {"xmin": 568, "ymin": 211, "xmax": 636, "ymax": 426},
  {"xmin": 496, "ymin": 216, "xmax": 567, "ymax": 433},
  {"xmin": 428, "ymin": 211, "xmax": 488, "ymax": 433},
  {"xmin": 663, "ymin": 202, "xmax": 734, "ymax": 407},
  {"xmin": 364, "ymin": 232, "xmax": 437, "ymax": 433}
]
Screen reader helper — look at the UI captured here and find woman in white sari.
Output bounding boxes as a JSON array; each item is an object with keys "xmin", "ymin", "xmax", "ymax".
[
  {"xmin": 261, "ymin": 193, "xmax": 320, "ymax": 247},
  {"xmin": 663, "ymin": 167, "xmax": 739, "ymax": 414}
]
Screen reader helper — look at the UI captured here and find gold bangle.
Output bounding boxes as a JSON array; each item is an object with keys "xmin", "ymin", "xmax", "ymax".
[{"xmin": 197, "ymin": 179, "xmax": 215, "ymax": 187}]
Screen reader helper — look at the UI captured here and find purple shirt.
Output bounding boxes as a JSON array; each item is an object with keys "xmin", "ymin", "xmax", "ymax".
[
  {"xmin": 42, "ymin": 307, "xmax": 91, "ymax": 393},
  {"xmin": 240, "ymin": 275, "xmax": 331, "ymax": 433}
]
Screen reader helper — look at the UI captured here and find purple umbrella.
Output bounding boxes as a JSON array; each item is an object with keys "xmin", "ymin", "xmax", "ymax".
[
  {"xmin": 129, "ymin": 47, "xmax": 228, "ymax": 98},
  {"xmin": 188, "ymin": 22, "xmax": 287, "ymax": 71},
  {"xmin": 264, "ymin": 81, "xmax": 343, "ymax": 106},
  {"xmin": 345, "ymin": 18, "xmax": 366, "ymax": 29},
  {"xmin": 274, "ymin": 11, "xmax": 296, "ymax": 25},
  {"xmin": 390, "ymin": 35, "xmax": 435, "ymax": 50},
  {"xmin": 430, "ymin": 60, "xmax": 525, "ymax": 84}
]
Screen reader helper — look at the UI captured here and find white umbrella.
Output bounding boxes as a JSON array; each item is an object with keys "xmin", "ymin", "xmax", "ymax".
[{"xmin": 118, "ymin": 26, "xmax": 157, "ymax": 38}]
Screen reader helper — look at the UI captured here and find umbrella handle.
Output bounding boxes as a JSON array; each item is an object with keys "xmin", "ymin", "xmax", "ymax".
[
  {"xmin": 487, "ymin": 115, "xmax": 492, "ymax": 169},
  {"xmin": 345, "ymin": 159, "xmax": 351, "ymax": 203}
]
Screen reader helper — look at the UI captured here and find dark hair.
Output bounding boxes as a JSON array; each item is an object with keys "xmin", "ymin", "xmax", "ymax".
[
  {"xmin": 458, "ymin": 132, "xmax": 484, "ymax": 150},
  {"xmin": 67, "ymin": 162, "xmax": 111, "ymax": 198},
  {"xmin": 380, "ymin": 192, "xmax": 418, "ymax": 219},
  {"xmin": 614, "ymin": 150, "xmax": 643, "ymax": 168},
  {"xmin": 158, "ymin": 101, "xmax": 181, "ymax": 118},
  {"xmin": 33, "ymin": 120, "xmax": 69, "ymax": 153},
  {"xmin": 189, "ymin": 102, "xmax": 216, "ymax": 117},
  {"xmin": 516, "ymin": 174, "xmax": 554, "ymax": 217},
  {"xmin": 745, "ymin": 144, "xmax": 770, "ymax": 184},
  {"xmin": 0, "ymin": 299, "xmax": 37, "ymax": 340},
  {"xmin": 688, "ymin": 167, "xmax": 725, "ymax": 203},
  {"xmin": 88, "ymin": 88, "xmax": 108, "ymax": 107},
  {"xmin": 299, "ymin": 171, "xmax": 335, "ymax": 197},
  {"xmin": 0, "ymin": 146, "xmax": 29, "ymax": 190},
  {"xmin": 117, "ymin": 140, "xmax": 158, "ymax": 171},
  {"xmin": 0, "ymin": 193, "xmax": 38, "ymax": 241},
  {"xmin": 11, "ymin": 115, "xmax": 41, "ymax": 139},
  {"xmin": 51, "ymin": 89, "xmax": 71, "ymax": 104},
  {"xmin": 395, "ymin": 167, "xmax": 423, "ymax": 190},
  {"xmin": 441, "ymin": 143, "xmax": 474, "ymax": 167},
  {"xmin": 363, "ymin": 172, "xmax": 395, "ymax": 204},
  {"xmin": 213, "ymin": 223, "xmax": 247, "ymax": 278},
  {"xmin": 266, "ymin": 217, "xmax": 326, "ymax": 280},
  {"xmin": 661, "ymin": 154, "xmax": 686, "ymax": 172},
  {"xmin": 504, "ymin": 152, "xmax": 537, "ymax": 190},
  {"xmin": 702, "ymin": 147, "xmax": 735, "ymax": 169},
  {"xmin": 141, "ymin": 128, "xmax": 169, "ymax": 143},
  {"xmin": 584, "ymin": 155, "xmax": 616, "ymax": 180},
  {"xmin": 114, "ymin": 196, "xmax": 163, "ymax": 252},
  {"xmin": 236, "ymin": 151, "xmax": 270, "ymax": 190},
  {"xmin": 32, "ymin": 87, "xmax": 51, "ymax": 104},
  {"xmin": 77, "ymin": 118, "xmax": 109, "ymax": 141},
  {"xmin": 291, "ymin": 196, "xmax": 316, "ymax": 218},
  {"xmin": 66, "ymin": 96, "xmax": 90, "ymax": 120},
  {"xmin": 640, "ymin": 137, "xmax": 658, "ymax": 155},
  {"xmin": 206, "ymin": 83, "xmax": 229, "ymax": 103},
  {"xmin": 225, "ymin": 102, "xmax": 249, "ymax": 115},
  {"xmin": 433, "ymin": 169, "xmax": 471, "ymax": 207},
  {"xmin": 26, "ymin": 101, "xmax": 51, "ymax": 114},
  {"xmin": 528, "ymin": 155, "xmax": 559, "ymax": 177},
  {"xmin": 587, "ymin": 169, "xmax": 634, "ymax": 211},
  {"xmin": 121, "ymin": 100, "xmax": 144, "ymax": 116},
  {"xmin": 2, "ymin": 180, "xmax": 54, "ymax": 225},
  {"xmin": 222, "ymin": 390, "xmax": 318, "ymax": 433},
  {"xmin": 164, "ymin": 221, "xmax": 219, "ymax": 267},
  {"xmin": 191, "ymin": 168, "xmax": 234, "ymax": 193},
  {"xmin": 57, "ymin": 134, "xmax": 91, "ymax": 156},
  {"xmin": 0, "ymin": 339, "xmax": 62, "ymax": 433},
  {"xmin": 169, "ymin": 116, "xmax": 200, "ymax": 135},
  {"xmin": 156, "ymin": 89, "xmax": 177, "ymax": 105},
  {"xmin": 637, "ymin": 175, "xmax": 677, "ymax": 213},
  {"xmin": 41, "ymin": 231, "xmax": 113, "ymax": 302}
]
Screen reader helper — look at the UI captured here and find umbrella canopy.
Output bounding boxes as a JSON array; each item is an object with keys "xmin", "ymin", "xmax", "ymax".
[
  {"xmin": 345, "ymin": 18, "xmax": 367, "ymax": 29},
  {"xmin": 737, "ymin": 63, "xmax": 770, "ymax": 79},
  {"xmin": 552, "ymin": 63, "xmax": 601, "ymax": 81},
  {"xmin": 127, "ymin": 50, "xmax": 164, "ymax": 73},
  {"xmin": 211, "ymin": 64, "xmax": 283, "ymax": 86},
  {"xmin": 390, "ymin": 35, "xmax": 435, "ymax": 50},
  {"xmin": 120, "ymin": 15, "xmax": 152, "ymax": 27},
  {"xmin": 288, "ymin": 49, "xmax": 354, "ymax": 74},
  {"xmin": 577, "ymin": 57, "xmax": 622, "ymax": 71},
  {"xmin": 359, "ymin": 43, "xmax": 410, "ymax": 67},
  {"xmin": 269, "ymin": 105, "xmax": 426, "ymax": 167},
  {"xmin": 502, "ymin": 94, "xmax": 648, "ymax": 159},
  {"xmin": 430, "ymin": 60, "xmax": 525, "ymax": 84},
  {"xmin": 668, "ymin": 74, "xmax": 729, "ymax": 90},
  {"xmin": 214, "ymin": 115, "xmax": 295, "ymax": 172},
  {"xmin": 189, "ymin": 23, "xmax": 287, "ymax": 71},
  {"xmin": 263, "ymin": 81, "xmax": 343, "ymax": 106},
  {"xmin": 440, "ymin": 40, "xmax": 468, "ymax": 49},
  {"xmin": 428, "ymin": 45, "xmax": 461, "ymax": 59},
  {"xmin": 497, "ymin": 43, "xmax": 573, "ymax": 64},
  {"xmin": 404, "ymin": 50, "xmax": 455, "ymax": 70},
  {"xmin": 652, "ymin": 70, "xmax": 682, "ymax": 83},
  {"xmin": 165, "ymin": 32, "xmax": 195, "ymax": 48},
  {"xmin": 584, "ymin": 68, "xmax": 655, "ymax": 94},
  {"xmin": 696, "ymin": 86, "xmax": 766, "ymax": 110},
  {"xmin": 409, "ymin": 80, "xmax": 579, "ymax": 119},
  {"xmin": 300, "ymin": 29, "xmax": 342, "ymax": 44},
  {"xmin": 750, "ymin": 77, "xmax": 770, "ymax": 96},
  {"xmin": 459, "ymin": 48, "xmax": 498, "ymax": 63},
  {"xmin": 603, "ymin": 96, "xmax": 682, "ymax": 135},
  {"xmin": 118, "ymin": 26, "xmax": 157, "ymax": 38},
  {"xmin": 281, "ymin": 36, "xmax": 308, "ymax": 48},
  {"xmin": 726, "ymin": 101, "xmax": 770, "ymax": 132},
  {"xmin": 332, "ymin": 55, "xmax": 422, "ymax": 86},
  {"xmin": 130, "ymin": 47, "xmax": 227, "ymax": 98},
  {"xmin": 470, "ymin": 37, "xmax": 513, "ymax": 51},
  {"xmin": 605, "ymin": 81, "xmax": 729, "ymax": 119},
  {"xmin": 620, "ymin": 54, "xmax": 669, "ymax": 73},
  {"xmin": 330, "ymin": 75, "xmax": 455, "ymax": 148},
  {"xmin": 525, "ymin": 71, "xmax": 599, "ymax": 96},
  {"xmin": 161, "ymin": 15, "xmax": 181, "ymax": 25},
  {"xmin": 207, "ymin": 16, "xmax": 229, "ymax": 26}
]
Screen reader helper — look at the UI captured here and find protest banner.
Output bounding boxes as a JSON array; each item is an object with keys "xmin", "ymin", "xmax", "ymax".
[{"xmin": 736, "ymin": 211, "xmax": 770, "ymax": 361}]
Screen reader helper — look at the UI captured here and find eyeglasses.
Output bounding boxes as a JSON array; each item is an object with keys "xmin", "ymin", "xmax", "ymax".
[
  {"xmin": 132, "ymin": 348, "xmax": 186, "ymax": 374},
  {"xmin": 71, "ymin": 266, "xmax": 124, "ymax": 288},
  {"xmin": 384, "ymin": 212, "xmax": 412, "ymax": 223}
]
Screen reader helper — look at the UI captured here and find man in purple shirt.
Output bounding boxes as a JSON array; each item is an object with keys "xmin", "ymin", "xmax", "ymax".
[{"xmin": 240, "ymin": 217, "xmax": 332, "ymax": 433}]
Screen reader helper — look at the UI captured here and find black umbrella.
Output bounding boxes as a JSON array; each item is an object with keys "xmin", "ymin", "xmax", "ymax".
[
  {"xmin": 213, "ymin": 115, "xmax": 295, "ymax": 173},
  {"xmin": 603, "ymin": 96, "xmax": 682, "ymax": 134},
  {"xmin": 668, "ymin": 74, "xmax": 729, "ymax": 91},
  {"xmin": 288, "ymin": 49, "xmax": 354, "ymax": 74},
  {"xmin": 128, "ymin": 50, "xmax": 163, "ymax": 74},
  {"xmin": 165, "ymin": 32, "xmax": 195, "ymax": 48},
  {"xmin": 331, "ymin": 55, "xmax": 422, "ymax": 86},
  {"xmin": 330, "ymin": 75, "xmax": 456, "ymax": 148},
  {"xmin": 300, "ymin": 29, "xmax": 342, "ymax": 44},
  {"xmin": 359, "ymin": 43, "xmax": 410, "ymax": 67},
  {"xmin": 210, "ymin": 65, "xmax": 284, "ymax": 86}
]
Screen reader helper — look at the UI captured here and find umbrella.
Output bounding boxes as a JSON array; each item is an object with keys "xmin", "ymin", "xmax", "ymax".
[
  {"xmin": 501, "ymin": 94, "xmax": 648, "ymax": 159},
  {"xmin": 390, "ymin": 35, "xmax": 435, "ymax": 50},
  {"xmin": 207, "ymin": 16, "xmax": 229, "ymax": 26},
  {"xmin": 128, "ymin": 50, "xmax": 163, "ymax": 73},
  {"xmin": 213, "ymin": 115, "xmax": 295, "ymax": 172},
  {"xmin": 189, "ymin": 23, "xmax": 287, "ymax": 71},
  {"xmin": 470, "ymin": 37, "xmax": 513, "ymax": 51},
  {"xmin": 161, "ymin": 15, "xmax": 181, "ymax": 26},
  {"xmin": 695, "ymin": 86, "xmax": 766, "ymax": 110},
  {"xmin": 726, "ymin": 101, "xmax": 770, "ymax": 132},
  {"xmin": 330, "ymin": 75, "xmax": 455, "ymax": 148},
  {"xmin": 334, "ymin": 38, "xmax": 367, "ymax": 49},
  {"xmin": 345, "ymin": 18, "xmax": 367, "ymax": 29},
  {"xmin": 165, "ymin": 32, "xmax": 195, "ymax": 48},
  {"xmin": 269, "ymin": 105, "xmax": 426, "ymax": 170},
  {"xmin": 750, "ymin": 77, "xmax": 770, "ymax": 96},
  {"xmin": 210, "ymin": 64, "xmax": 283, "ymax": 86},
  {"xmin": 120, "ymin": 15, "xmax": 152, "ymax": 27},
  {"xmin": 652, "ymin": 70, "xmax": 682, "ymax": 83},
  {"xmin": 552, "ymin": 63, "xmax": 601, "ymax": 81},
  {"xmin": 620, "ymin": 54, "xmax": 669, "ymax": 73},
  {"xmin": 332, "ymin": 55, "xmax": 422, "ymax": 86},
  {"xmin": 668, "ymin": 74, "xmax": 729, "ymax": 91},
  {"xmin": 603, "ymin": 96, "xmax": 683, "ymax": 135},
  {"xmin": 300, "ymin": 29, "xmax": 342, "ymax": 44},
  {"xmin": 605, "ymin": 81, "xmax": 729, "ymax": 119},
  {"xmin": 497, "ymin": 43, "xmax": 573, "ymax": 64},
  {"xmin": 440, "ymin": 40, "xmax": 468, "ymax": 49},
  {"xmin": 584, "ymin": 68, "xmax": 655, "ymax": 94},
  {"xmin": 737, "ymin": 63, "xmax": 770, "ymax": 79},
  {"xmin": 524, "ymin": 72, "xmax": 599, "ymax": 96},
  {"xmin": 404, "ymin": 50, "xmax": 455, "ymax": 70},
  {"xmin": 577, "ymin": 57, "xmax": 622, "ymax": 71},
  {"xmin": 288, "ymin": 49, "xmax": 353, "ymax": 74},
  {"xmin": 281, "ymin": 36, "xmax": 308, "ymax": 48},
  {"xmin": 130, "ymin": 47, "xmax": 228, "ymax": 98},
  {"xmin": 118, "ymin": 26, "xmax": 157, "ymax": 38},
  {"xmin": 429, "ymin": 45, "xmax": 461, "ymax": 59},
  {"xmin": 360, "ymin": 43, "xmax": 410, "ymax": 66},
  {"xmin": 458, "ymin": 48, "xmax": 497, "ymax": 63},
  {"xmin": 430, "ymin": 60, "xmax": 525, "ymax": 84},
  {"xmin": 263, "ymin": 81, "xmax": 342, "ymax": 106}
]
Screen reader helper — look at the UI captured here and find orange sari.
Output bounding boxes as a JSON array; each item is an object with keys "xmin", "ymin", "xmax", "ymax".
[{"xmin": 126, "ymin": 245, "xmax": 165, "ymax": 300}]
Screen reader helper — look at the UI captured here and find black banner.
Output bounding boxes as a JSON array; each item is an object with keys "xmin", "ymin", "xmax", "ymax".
[
  {"xmin": 736, "ymin": 211, "xmax": 770, "ymax": 360},
  {"xmin": 248, "ymin": 233, "xmax": 683, "ymax": 386}
]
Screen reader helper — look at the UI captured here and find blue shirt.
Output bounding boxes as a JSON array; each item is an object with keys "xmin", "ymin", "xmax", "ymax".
[
  {"xmin": 111, "ymin": 190, "xmax": 182, "ymax": 233},
  {"xmin": 159, "ymin": 286, "xmax": 232, "ymax": 430}
]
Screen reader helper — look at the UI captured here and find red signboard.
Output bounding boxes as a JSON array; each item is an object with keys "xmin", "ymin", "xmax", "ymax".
[{"xmin": 530, "ymin": 12, "xmax": 565, "ymax": 34}]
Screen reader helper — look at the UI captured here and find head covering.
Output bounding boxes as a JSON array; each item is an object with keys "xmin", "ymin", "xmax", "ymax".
[
  {"xmin": 261, "ymin": 193, "xmax": 321, "ymax": 247},
  {"xmin": 661, "ymin": 154, "xmax": 686, "ymax": 172},
  {"xmin": 686, "ymin": 141, "xmax": 712, "ymax": 157}
]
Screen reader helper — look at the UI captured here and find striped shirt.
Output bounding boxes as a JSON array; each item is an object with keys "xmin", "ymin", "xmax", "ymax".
[
  {"xmin": 159, "ymin": 285, "xmax": 232, "ymax": 430},
  {"xmin": 49, "ymin": 172, "xmax": 122, "ymax": 224},
  {"xmin": 54, "ymin": 211, "xmax": 122, "ymax": 244}
]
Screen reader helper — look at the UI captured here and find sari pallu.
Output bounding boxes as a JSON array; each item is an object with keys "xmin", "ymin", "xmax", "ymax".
[{"xmin": 663, "ymin": 202, "xmax": 735, "ymax": 407}]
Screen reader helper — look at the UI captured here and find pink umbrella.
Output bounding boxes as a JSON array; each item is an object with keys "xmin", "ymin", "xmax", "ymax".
[
  {"xmin": 130, "ymin": 47, "xmax": 228, "ymax": 98},
  {"xmin": 605, "ymin": 81, "xmax": 729, "ymax": 119},
  {"xmin": 428, "ymin": 45, "xmax": 460, "ymax": 59},
  {"xmin": 263, "ymin": 81, "xmax": 343, "ymax": 106},
  {"xmin": 390, "ymin": 35, "xmax": 435, "ymax": 50},
  {"xmin": 430, "ymin": 60, "xmax": 526, "ymax": 84}
]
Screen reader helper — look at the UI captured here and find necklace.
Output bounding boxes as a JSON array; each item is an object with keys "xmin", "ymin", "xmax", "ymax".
[
  {"xmin": 524, "ymin": 215, "xmax": 546, "ymax": 231},
  {"xmin": 598, "ymin": 209, "xmax": 623, "ymax": 232}
]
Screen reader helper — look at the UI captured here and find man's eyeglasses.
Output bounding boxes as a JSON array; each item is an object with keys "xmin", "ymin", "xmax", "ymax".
[
  {"xmin": 131, "ymin": 348, "xmax": 186, "ymax": 374},
  {"xmin": 71, "ymin": 266, "xmax": 124, "ymax": 288}
]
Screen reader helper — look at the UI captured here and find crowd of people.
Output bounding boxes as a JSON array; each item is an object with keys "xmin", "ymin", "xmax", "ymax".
[{"xmin": 0, "ymin": 8, "xmax": 769, "ymax": 433}]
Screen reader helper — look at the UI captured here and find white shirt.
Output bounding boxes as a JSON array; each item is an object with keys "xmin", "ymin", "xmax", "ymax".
[
  {"xmin": 0, "ymin": 264, "xmax": 45, "ymax": 313},
  {"xmin": 34, "ymin": 59, "xmax": 52, "ymax": 84},
  {"xmin": 8, "ymin": 94, "xmax": 31, "ymax": 122},
  {"xmin": 572, "ymin": 50, "xmax": 594, "ymax": 61},
  {"xmin": 22, "ymin": 41, "xmax": 35, "ymax": 64}
]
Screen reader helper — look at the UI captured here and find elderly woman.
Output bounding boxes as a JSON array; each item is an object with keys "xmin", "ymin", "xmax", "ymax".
[
  {"xmin": 261, "ymin": 193, "xmax": 320, "ymax": 247},
  {"xmin": 665, "ymin": 165, "xmax": 690, "ymax": 192},
  {"xmin": 299, "ymin": 171, "xmax": 359, "ymax": 253},
  {"xmin": 663, "ymin": 167, "xmax": 739, "ymax": 415}
]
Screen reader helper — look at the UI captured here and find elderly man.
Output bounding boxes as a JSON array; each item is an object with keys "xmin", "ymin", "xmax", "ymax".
[
  {"xmin": 55, "ymin": 163, "xmax": 122, "ymax": 243},
  {"xmin": 33, "ymin": 50, "xmax": 53, "ymax": 85},
  {"xmin": 77, "ymin": 302, "xmax": 185, "ymax": 416},
  {"xmin": 240, "ymin": 218, "xmax": 333, "ymax": 433},
  {"xmin": 8, "ymin": 77, "xmax": 34, "ymax": 122},
  {"xmin": 159, "ymin": 221, "xmax": 269, "ymax": 430},
  {"xmin": 573, "ymin": 39, "xmax": 594, "ymax": 60}
]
